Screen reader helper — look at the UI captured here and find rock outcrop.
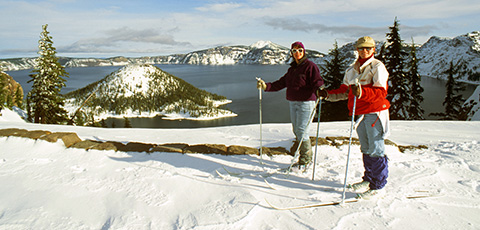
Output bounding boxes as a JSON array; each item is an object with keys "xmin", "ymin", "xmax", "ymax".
[{"xmin": 0, "ymin": 128, "xmax": 427, "ymax": 154}]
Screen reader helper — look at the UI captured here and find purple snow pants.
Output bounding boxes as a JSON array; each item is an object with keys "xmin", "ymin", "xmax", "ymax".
[{"xmin": 362, "ymin": 154, "xmax": 388, "ymax": 190}]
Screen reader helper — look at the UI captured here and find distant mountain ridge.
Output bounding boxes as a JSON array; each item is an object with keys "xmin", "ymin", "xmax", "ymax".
[
  {"xmin": 0, "ymin": 41, "xmax": 323, "ymax": 70},
  {"xmin": 2, "ymin": 32, "xmax": 480, "ymax": 82}
]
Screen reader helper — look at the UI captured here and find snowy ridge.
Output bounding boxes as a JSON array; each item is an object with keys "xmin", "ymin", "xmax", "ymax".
[
  {"xmin": 469, "ymin": 31, "xmax": 480, "ymax": 52},
  {"xmin": 417, "ymin": 31, "xmax": 480, "ymax": 82},
  {"xmin": 465, "ymin": 85, "xmax": 480, "ymax": 120},
  {"xmin": 2, "ymin": 33, "xmax": 480, "ymax": 82},
  {"xmin": 104, "ymin": 64, "xmax": 161, "ymax": 97},
  {"xmin": 0, "ymin": 40, "xmax": 323, "ymax": 69},
  {"xmin": 250, "ymin": 40, "xmax": 286, "ymax": 50},
  {"xmin": 250, "ymin": 40, "xmax": 273, "ymax": 49},
  {"xmin": 180, "ymin": 41, "xmax": 322, "ymax": 65},
  {"xmin": 0, "ymin": 57, "xmax": 37, "ymax": 71}
]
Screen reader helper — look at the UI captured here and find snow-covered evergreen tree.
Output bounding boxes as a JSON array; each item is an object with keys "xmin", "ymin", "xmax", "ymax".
[
  {"xmin": 321, "ymin": 41, "xmax": 346, "ymax": 89},
  {"xmin": 27, "ymin": 24, "xmax": 69, "ymax": 124},
  {"xmin": 0, "ymin": 77, "xmax": 5, "ymax": 112},
  {"xmin": 124, "ymin": 116, "xmax": 132, "ymax": 128},
  {"xmin": 14, "ymin": 89, "xmax": 23, "ymax": 109},
  {"xmin": 320, "ymin": 41, "xmax": 348, "ymax": 121},
  {"xmin": 376, "ymin": 42, "xmax": 387, "ymax": 64},
  {"xmin": 431, "ymin": 61, "xmax": 466, "ymax": 120},
  {"xmin": 406, "ymin": 38, "xmax": 425, "ymax": 120},
  {"xmin": 384, "ymin": 17, "xmax": 410, "ymax": 120}
]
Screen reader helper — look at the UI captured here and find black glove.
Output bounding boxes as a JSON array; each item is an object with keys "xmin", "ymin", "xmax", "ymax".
[
  {"xmin": 316, "ymin": 89, "xmax": 328, "ymax": 99},
  {"xmin": 350, "ymin": 84, "xmax": 361, "ymax": 97}
]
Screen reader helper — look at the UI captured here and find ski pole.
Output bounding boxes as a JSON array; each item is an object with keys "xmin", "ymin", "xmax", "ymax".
[
  {"xmin": 256, "ymin": 77, "xmax": 264, "ymax": 165},
  {"xmin": 341, "ymin": 80, "xmax": 359, "ymax": 204},
  {"xmin": 312, "ymin": 97, "xmax": 322, "ymax": 181}
]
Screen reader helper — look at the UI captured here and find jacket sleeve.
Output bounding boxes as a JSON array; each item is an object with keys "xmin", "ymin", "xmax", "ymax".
[
  {"xmin": 310, "ymin": 64, "xmax": 324, "ymax": 90},
  {"xmin": 326, "ymin": 84, "xmax": 349, "ymax": 102},
  {"xmin": 265, "ymin": 74, "xmax": 287, "ymax": 92}
]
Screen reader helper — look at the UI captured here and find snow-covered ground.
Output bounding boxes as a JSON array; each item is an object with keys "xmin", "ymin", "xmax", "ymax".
[{"xmin": 0, "ymin": 108, "xmax": 479, "ymax": 229}]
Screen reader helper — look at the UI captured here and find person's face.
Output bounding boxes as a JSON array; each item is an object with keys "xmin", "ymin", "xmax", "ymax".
[
  {"xmin": 357, "ymin": 47, "xmax": 375, "ymax": 59},
  {"xmin": 291, "ymin": 46, "xmax": 305, "ymax": 61}
]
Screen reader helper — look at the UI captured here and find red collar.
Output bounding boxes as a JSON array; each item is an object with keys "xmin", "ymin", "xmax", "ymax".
[{"xmin": 358, "ymin": 53, "xmax": 374, "ymax": 66}]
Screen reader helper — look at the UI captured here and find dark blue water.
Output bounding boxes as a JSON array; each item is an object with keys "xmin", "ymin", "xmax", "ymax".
[{"xmin": 6, "ymin": 65, "xmax": 477, "ymax": 127}]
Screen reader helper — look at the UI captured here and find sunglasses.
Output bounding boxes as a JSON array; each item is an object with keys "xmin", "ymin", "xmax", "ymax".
[
  {"xmin": 291, "ymin": 48, "xmax": 304, "ymax": 53},
  {"xmin": 357, "ymin": 47, "xmax": 374, "ymax": 51}
]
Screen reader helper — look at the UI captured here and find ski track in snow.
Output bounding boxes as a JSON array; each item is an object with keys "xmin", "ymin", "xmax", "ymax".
[{"xmin": 0, "ymin": 118, "xmax": 479, "ymax": 229}]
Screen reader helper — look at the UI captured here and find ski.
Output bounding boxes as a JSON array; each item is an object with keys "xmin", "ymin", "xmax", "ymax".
[
  {"xmin": 215, "ymin": 170, "xmax": 230, "ymax": 179},
  {"xmin": 406, "ymin": 190, "xmax": 442, "ymax": 199},
  {"xmin": 221, "ymin": 166, "xmax": 244, "ymax": 177},
  {"xmin": 265, "ymin": 198, "xmax": 359, "ymax": 210},
  {"xmin": 265, "ymin": 190, "xmax": 441, "ymax": 210},
  {"xmin": 263, "ymin": 178, "xmax": 277, "ymax": 190}
]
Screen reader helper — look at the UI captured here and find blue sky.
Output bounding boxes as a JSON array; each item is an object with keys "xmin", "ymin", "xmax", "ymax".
[{"xmin": 1, "ymin": 0, "xmax": 479, "ymax": 58}]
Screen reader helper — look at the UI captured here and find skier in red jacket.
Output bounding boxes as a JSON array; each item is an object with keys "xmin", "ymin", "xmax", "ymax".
[{"xmin": 319, "ymin": 36, "xmax": 390, "ymax": 199}]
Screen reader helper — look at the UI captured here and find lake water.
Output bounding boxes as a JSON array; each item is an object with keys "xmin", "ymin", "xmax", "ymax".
[{"xmin": 6, "ymin": 65, "xmax": 477, "ymax": 128}]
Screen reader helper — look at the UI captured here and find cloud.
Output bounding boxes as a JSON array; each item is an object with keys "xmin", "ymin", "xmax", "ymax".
[
  {"xmin": 103, "ymin": 27, "xmax": 182, "ymax": 45},
  {"xmin": 195, "ymin": 3, "xmax": 243, "ymax": 13},
  {"xmin": 264, "ymin": 17, "xmax": 437, "ymax": 40},
  {"xmin": 60, "ymin": 27, "xmax": 191, "ymax": 53}
]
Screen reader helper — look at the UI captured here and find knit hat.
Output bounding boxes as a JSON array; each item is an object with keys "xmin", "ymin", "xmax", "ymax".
[
  {"xmin": 356, "ymin": 36, "xmax": 375, "ymax": 48},
  {"xmin": 291, "ymin": 41, "xmax": 305, "ymax": 50}
]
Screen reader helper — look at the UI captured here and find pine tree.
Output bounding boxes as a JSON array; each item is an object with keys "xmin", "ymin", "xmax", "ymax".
[
  {"xmin": 27, "ymin": 24, "xmax": 69, "ymax": 124},
  {"xmin": 430, "ymin": 61, "xmax": 466, "ymax": 120},
  {"xmin": 376, "ymin": 42, "xmax": 387, "ymax": 63},
  {"xmin": 101, "ymin": 119, "xmax": 107, "ymax": 128},
  {"xmin": 124, "ymin": 116, "xmax": 132, "ymax": 128},
  {"xmin": 14, "ymin": 89, "xmax": 24, "ymax": 109},
  {"xmin": 0, "ymin": 77, "xmax": 5, "ymax": 112},
  {"xmin": 320, "ymin": 40, "xmax": 349, "ymax": 121},
  {"xmin": 322, "ymin": 41, "xmax": 346, "ymax": 89},
  {"xmin": 384, "ymin": 17, "xmax": 410, "ymax": 120},
  {"xmin": 405, "ymin": 38, "xmax": 425, "ymax": 120}
]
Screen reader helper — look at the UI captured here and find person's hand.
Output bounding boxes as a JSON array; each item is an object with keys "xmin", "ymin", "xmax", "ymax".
[
  {"xmin": 350, "ymin": 84, "xmax": 361, "ymax": 97},
  {"xmin": 316, "ymin": 88, "xmax": 328, "ymax": 99},
  {"xmin": 257, "ymin": 79, "xmax": 266, "ymax": 90}
]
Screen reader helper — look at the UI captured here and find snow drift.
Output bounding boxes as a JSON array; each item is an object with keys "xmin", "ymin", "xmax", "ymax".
[{"xmin": 0, "ymin": 108, "xmax": 479, "ymax": 229}]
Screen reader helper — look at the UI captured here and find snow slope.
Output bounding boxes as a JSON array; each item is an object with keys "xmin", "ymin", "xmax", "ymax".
[{"xmin": 0, "ymin": 108, "xmax": 479, "ymax": 229}]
